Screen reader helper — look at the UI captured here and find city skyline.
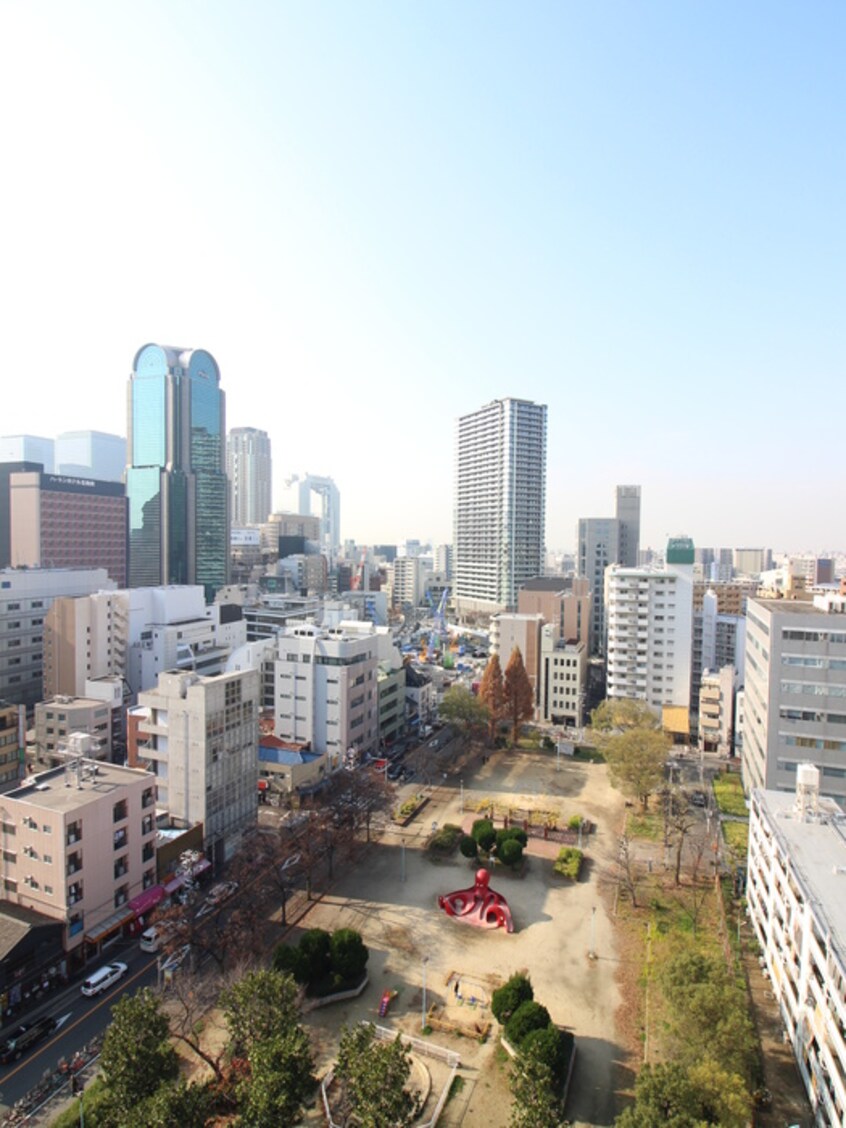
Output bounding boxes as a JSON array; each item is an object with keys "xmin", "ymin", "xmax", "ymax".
[{"xmin": 0, "ymin": 3, "xmax": 843, "ymax": 553}]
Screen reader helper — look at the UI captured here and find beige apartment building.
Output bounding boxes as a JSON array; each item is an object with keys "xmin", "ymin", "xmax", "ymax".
[
  {"xmin": 490, "ymin": 613, "xmax": 545, "ymax": 701},
  {"xmin": 34, "ymin": 697, "xmax": 112, "ymax": 767},
  {"xmin": 0, "ymin": 760, "xmax": 157, "ymax": 961},
  {"xmin": 0, "ymin": 701, "xmax": 24, "ymax": 792},
  {"xmin": 517, "ymin": 576, "xmax": 591, "ymax": 647},
  {"xmin": 693, "ymin": 579, "xmax": 754, "ymax": 617}
]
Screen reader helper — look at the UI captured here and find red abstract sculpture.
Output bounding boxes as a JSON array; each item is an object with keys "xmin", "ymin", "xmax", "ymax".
[{"xmin": 438, "ymin": 868, "xmax": 514, "ymax": 932}]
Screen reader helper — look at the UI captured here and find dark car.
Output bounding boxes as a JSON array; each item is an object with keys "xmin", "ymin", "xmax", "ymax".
[
  {"xmin": 387, "ymin": 763, "xmax": 404, "ymax": 781},
  {"xmin": 0, "ymin": 1015, "xmax": 57, "ymax": 1064}
]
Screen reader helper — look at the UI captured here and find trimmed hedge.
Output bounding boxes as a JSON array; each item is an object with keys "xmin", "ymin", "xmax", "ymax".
[
  {"xmin": 459, "ymin": 834, "xmax": 479, "ymax": 859},
  {"xmin": 492, "ymin": 973, "xmax": 534, "ymax": 1024},
  {"xmin": 505, "ymin": 999, "xmax": 552, "ymax": 1047}
]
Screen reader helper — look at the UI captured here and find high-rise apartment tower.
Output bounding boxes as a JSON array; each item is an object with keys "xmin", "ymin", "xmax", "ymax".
[
  {"xmin": 454, "ymin": 398, "xmax": 547, "ymax": 615},
  {"xmin": 126, "ymin": 344, "xmax": 229, "ymax": 600},
  {"xmin": 227, "ymin": 427, "xmax": 272, "ymax": 527}
]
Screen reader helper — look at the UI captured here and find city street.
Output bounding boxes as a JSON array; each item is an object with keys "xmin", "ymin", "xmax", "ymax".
[{"xmin": 0, "ymin": 941, "xmax": 158, "ymax": 1114}]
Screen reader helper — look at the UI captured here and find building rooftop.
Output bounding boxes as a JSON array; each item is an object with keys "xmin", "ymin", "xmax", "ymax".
[
  {"xmin": 755, "ymin": 787, "xmax": 846, "ymax": 964},
  {"xmin": 0, "ymin": 903, "xmax": 62, "ymax": 960},
  {"xmin": 754, "ymin": 595, "xmax": 846, "ymax": 616},
  {"xmin": 6, "ymin": 762, "xmax": 152, "ymax": 812}
]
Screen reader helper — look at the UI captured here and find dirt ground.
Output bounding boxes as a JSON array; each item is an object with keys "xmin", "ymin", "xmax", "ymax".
[{"xmin": 294, "ymin": 748, "xmax": 628, "ymax": 1127}]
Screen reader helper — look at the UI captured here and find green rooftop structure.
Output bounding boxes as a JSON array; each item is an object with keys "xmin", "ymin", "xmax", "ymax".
[{"xmin": 666, "ymin": 537, "xmax": 695, "ymax": 565}]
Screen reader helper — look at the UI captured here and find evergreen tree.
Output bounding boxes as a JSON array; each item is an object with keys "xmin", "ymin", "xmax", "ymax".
[{"xmin": 99, "ymin": 990, "xmax": 178, "ymax": 1121}]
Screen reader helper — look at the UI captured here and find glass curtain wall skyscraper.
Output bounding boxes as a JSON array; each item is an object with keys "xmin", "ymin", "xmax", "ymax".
[
  {"xmin": 127, "ymin": 344, "xmax": 229, "ymax": 599},
  {"xmin": 453, "ymin": 398, "xmax": 547, "ymax": 616},
  {"xmin": 227, "ymin": 427, "xmax": 272, "ymax": 527}
]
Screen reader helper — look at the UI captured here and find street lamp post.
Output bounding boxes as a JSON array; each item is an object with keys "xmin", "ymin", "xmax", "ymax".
[
  {"xmin": 460, "ymin": 777, "xmax": 464, "ymax": 813},
  {"xmin": 588, "ymin": 906, "xmax": 597, "ymax": 960},
  {"xmin": 421, "ymin": 956, "xmax": 429, "ymax": 1030}
]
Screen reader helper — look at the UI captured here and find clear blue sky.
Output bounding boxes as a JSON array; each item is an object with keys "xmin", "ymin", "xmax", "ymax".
[{"xmin": 1, "ymin": 2, "xmax": 842, "ymax": 554}]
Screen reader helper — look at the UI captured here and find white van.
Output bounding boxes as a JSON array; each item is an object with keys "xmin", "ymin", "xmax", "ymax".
[
  {"xmin": 80, "ymin": 961, "xmax": 128, "ymax": 997},
  {"xmin": 139, "ymin": 925, "xmax": 170, "ymax": 953}
]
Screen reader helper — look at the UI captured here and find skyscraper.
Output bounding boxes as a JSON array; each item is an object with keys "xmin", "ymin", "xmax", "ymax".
[
  {"xmin": 453, "ymin": 398, "xmax": 547, "ymax": 615},
  {"xmin": 227, "ymin": 427, "xmax": 272, "ymax": 527},
  {"xmin": 616, "ymin": 484, "xmax": 641, "ymax": 568},
  {"xmin": 126, "ymin": 344, "xmax": 229, "ymax": 599}
]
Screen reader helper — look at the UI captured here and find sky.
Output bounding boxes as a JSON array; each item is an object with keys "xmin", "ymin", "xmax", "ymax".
[{"xmin": 0, "ymin": 2, "xmax": 843, "ymax": 555}]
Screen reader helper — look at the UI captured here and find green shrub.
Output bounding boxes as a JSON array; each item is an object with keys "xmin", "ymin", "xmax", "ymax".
[
  {"xmin": 567, "ymin": 814, "xmax": 583, "ymax": 831},
  {"xmin": 330, "ymin": 929, "xmax": 369, "ymax": 982},
  {"xmin": 505, "ymin": 999, "xmax": 552, "ymax": 1047},
  {"xmin": 491, "ymin": 973, "xmax": 533, "ymax": 1024},
  {"xmin": 299, "ymin": 928, "xmax": 331, "ymax": 984},
  {"xmin": 272, "ymin": 942, "xmax": 307, "ymax": 983},
  {"xmin": 50, "ymin": 1078, "xmax": 111, "ymax": 1127},
  {"xmin": 459, "ymin": 834, "xmax": 479, "ymax": 859},
  {"xmin": 553, "ymin": 846, "xmax": 583, "ymax": 881},
  {"xmin": 499, "ymin": 838, "xmax": 523, "ymax": 868},
  {"xmin": 496, "ymin": 827, "xmax": 528, "ymax": 849},
  {"xmin": 430, "ymin": 823, "xmax": 462, "ymax": 853},
  {"xmin": 520, "ymin": 1025, "xmax": 574, "ymax": 1091},
  {"xmin": 471, "ymin": 818, "xmax": 493, "ymax": 842}
]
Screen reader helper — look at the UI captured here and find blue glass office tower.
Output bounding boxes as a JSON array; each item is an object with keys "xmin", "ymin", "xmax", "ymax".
[{"xmin": 127, "ymin": 344, "xmax": 229, "ymax": 599}]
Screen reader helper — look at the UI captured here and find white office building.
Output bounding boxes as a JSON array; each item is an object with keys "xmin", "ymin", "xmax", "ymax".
[
  {"xmin": 131, "ymin": 667, "xmax": 260, "ymax": 866},
  {"xmin": 392, "ymin": 556, "xmax": 424, "ymax": 609},
  {"xmin": 0, "ymin": 567, "xmax": 114, "ymax": 713},
  {"xmin": 747, "ymin": 768, "xmax": 846, "ymax": 1125},
  {"xmin": 44, "ymin": 585, "xmax": 246, "ymax": 702},
  {"xmin": 54, "ymin": 431, "xmax": 126, "ymax": 482},
  {"xmin": 272, "ymin": 622, "xmax": 380, "ymax": 765},
  {"xmin": 605, "ymin": 538, "xmax": 695, "ymax": 717},
  {"xmin": 742, "ymin": 594, "xmax": 846, "ymax": 800},
  {"xmin": 454, "ymin": 398, "xmax": 547, "ymax": 616},
  {"xmin": 537, "ymin": 625, "xmax": 586, "ymax": 727}
]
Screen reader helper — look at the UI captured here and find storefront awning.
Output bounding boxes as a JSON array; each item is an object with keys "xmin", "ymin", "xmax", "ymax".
[
  {"xmin": 84, "ymin": 907, "xmax": 133, "ymax": 945},
  {"xmin": 128, "ymin": 885, "xmax": 165, "ymax": 918},
  {"xmin": 164, "ymin": 859, "xmax": 211, "ymax": 895}
]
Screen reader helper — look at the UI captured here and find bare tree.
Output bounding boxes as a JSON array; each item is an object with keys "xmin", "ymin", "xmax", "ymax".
[
  {"xmin": 161, "ymin": 966, "xmax": 228, "ymax": 1086},
  {"xmin": 668, "ymin": 803, "xmax": 697, "ymax": 886},
  {"xmin": 615, "ymin": 831, "xmax": 642, "ymax": 908}
]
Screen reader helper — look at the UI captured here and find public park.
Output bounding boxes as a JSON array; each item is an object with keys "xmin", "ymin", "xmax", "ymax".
[{"xmin": 293, "ymin": 741, "xmax": 627, "ymax": 1127}]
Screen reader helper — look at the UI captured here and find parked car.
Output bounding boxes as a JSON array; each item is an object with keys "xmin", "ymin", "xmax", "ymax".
[
  {"xmin": 81, "ymin": 962, "xmax": 128, "ymax": 997},
  {"xmin": 0, "ymin": 1015, "xmax": 57, "ymax": 1064},
  {"xmin": 161, "ymin": 945, "xmax": 191, "ymax": 977},
  {"xmin": 195, "ymin": 881, "xmax": 239, "ymax": 920},
  {"xmin": 387, "ymin": 762, "xmax": 404, "ymax": 781}
]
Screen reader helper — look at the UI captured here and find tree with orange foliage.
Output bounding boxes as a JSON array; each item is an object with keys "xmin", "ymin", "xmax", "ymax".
[
  {"xmin": 478, "ymin": 653, "xmax": 505, "ymax": 745},
  {"xmin": 503, "ymin": 647, "xmax": 534, "ymax": 744}
]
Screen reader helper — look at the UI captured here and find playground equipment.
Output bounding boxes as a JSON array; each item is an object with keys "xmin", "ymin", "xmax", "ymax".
[
  {"xmin": 378, "ymin": 989, "xmax": 398, "ymax": 1017},
  {"xmin": 437, "ymin": 868, "xmax": 514, "ymax": 932}
]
